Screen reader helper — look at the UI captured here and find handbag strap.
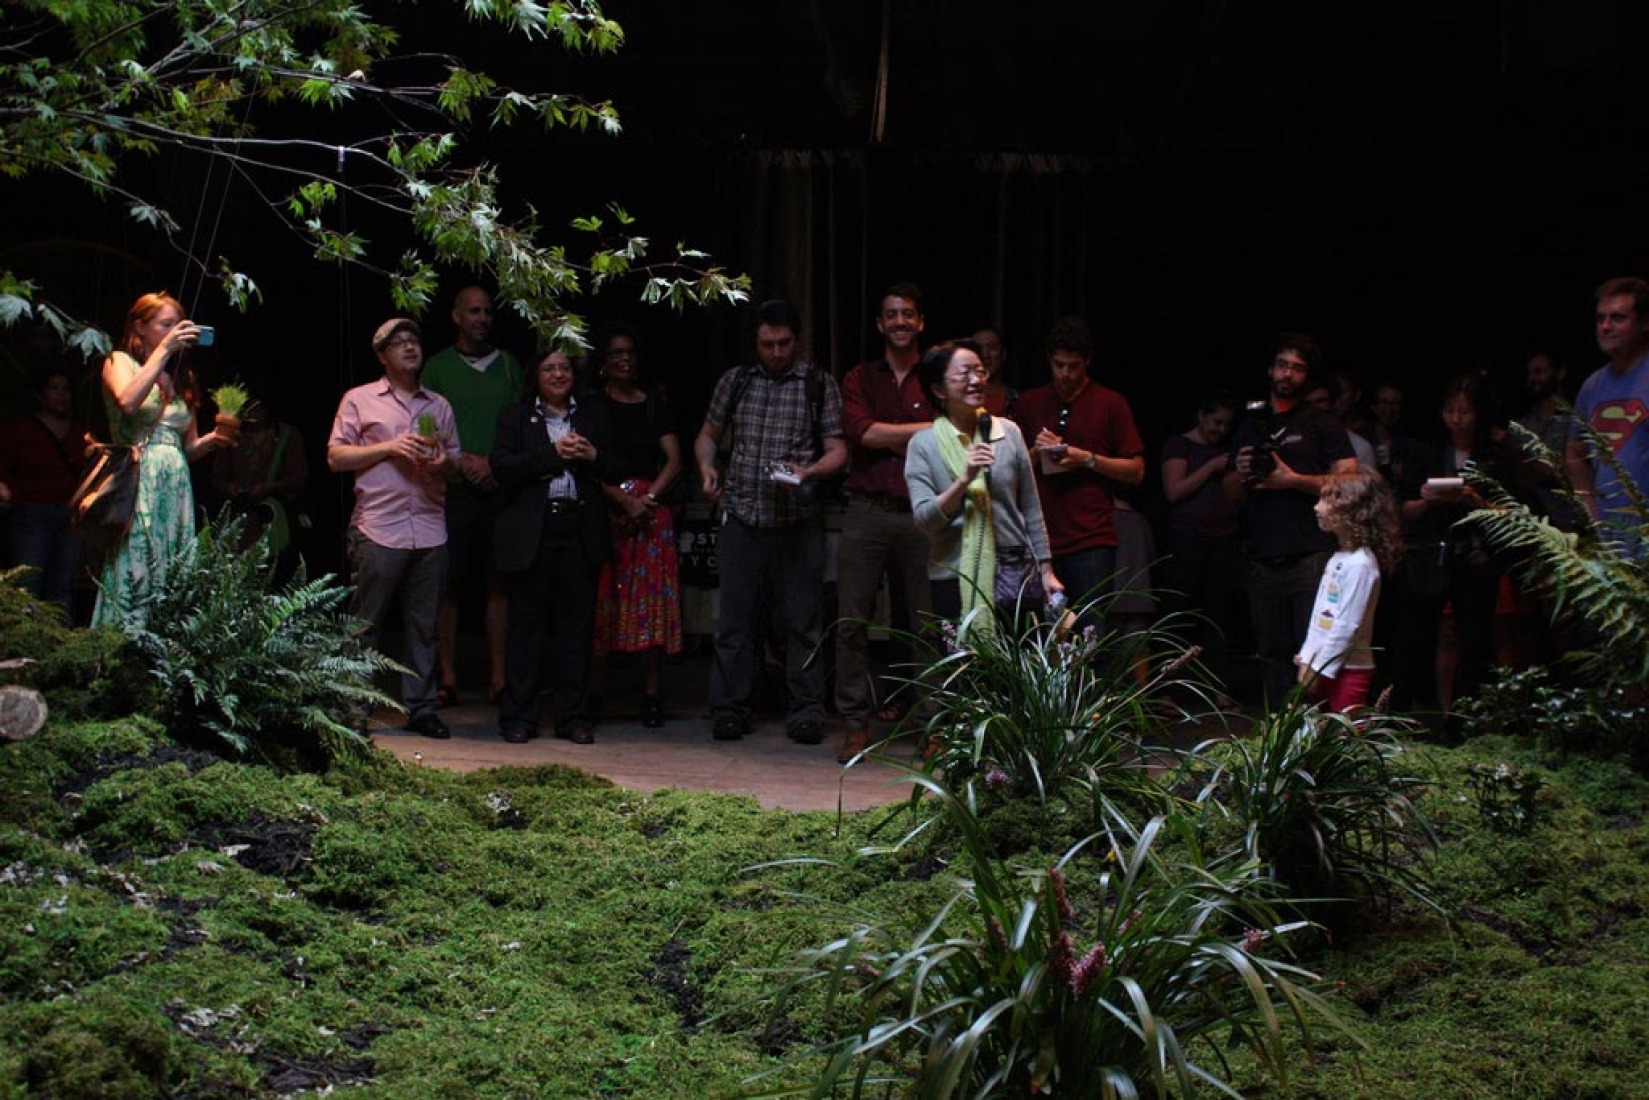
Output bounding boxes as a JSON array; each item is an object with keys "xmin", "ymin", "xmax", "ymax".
[
  {"xmin": 94, "ymin": 351, "xmax": 168, "ymax": 456},
  {"xmin": 97, "ymin": 395, "xmax": 168, "ymax": 459}
]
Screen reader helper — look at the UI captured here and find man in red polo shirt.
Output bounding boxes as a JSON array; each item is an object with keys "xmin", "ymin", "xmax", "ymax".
[
  {"xmin": 834, "ymin": 282, "xmax": 936, "ymax": 762},
  {"xmin": 1011, "ymin": 316, "xmax": 1145, "ymax": 630}
]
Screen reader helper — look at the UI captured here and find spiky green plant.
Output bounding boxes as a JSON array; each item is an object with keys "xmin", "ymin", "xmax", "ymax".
[
  {"xmin": 889, "ymin": 593, "xmax": 1211, "ymax": 824},
  {"xmin": 416, "ymin": 412, "xmax": 439, "ymax": 438},
  {"xmin": 209, "ymin": 382, "xmax": 251, "ymax": 417},
  {"xmin": 114, "ymin": 511, "xmax": 399, "ymax": 763},
  {"xmin": 746, "ymin": 777, "xmax": 1355, "ymax": 1098},
  {"xmin": 1187, "ymin": 693, "xmax": 1438, "ymax": 918}
]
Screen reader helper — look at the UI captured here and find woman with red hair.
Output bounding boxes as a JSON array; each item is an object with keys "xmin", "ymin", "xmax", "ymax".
[{"xmin": 92, "ymin": 292, "xmax": 235, "ymax": 626}]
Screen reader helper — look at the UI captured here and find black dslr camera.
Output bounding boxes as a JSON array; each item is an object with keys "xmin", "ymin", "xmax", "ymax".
[{"xmin": 1240, "ymin": 400, "xmax": 1289, "ymax": 485}]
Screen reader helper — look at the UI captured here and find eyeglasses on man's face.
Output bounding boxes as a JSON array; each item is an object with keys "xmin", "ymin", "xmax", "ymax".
[{"xmin": 383, "ymin": 334, "xmax": 420, "ymax": 350}]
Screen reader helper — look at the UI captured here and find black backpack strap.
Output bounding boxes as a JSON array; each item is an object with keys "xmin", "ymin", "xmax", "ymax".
[
  {"xmin": 805, "ymin": 365, "xmax": 826, "ymax": 458},
  {"xmin": 717, "ymin": 366, "xmax": 757, "ymax": 451}
]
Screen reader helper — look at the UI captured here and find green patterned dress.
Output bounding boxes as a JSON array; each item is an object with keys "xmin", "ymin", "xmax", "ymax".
[{"xmin": 92, "ymin": 355, "xmax": 197, "ymax": 627}]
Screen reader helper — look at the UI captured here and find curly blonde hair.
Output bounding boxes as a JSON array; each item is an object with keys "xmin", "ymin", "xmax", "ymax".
[{"xmin": 1319, "ymin": 470, "xmax": 1403, "ymax": 572}]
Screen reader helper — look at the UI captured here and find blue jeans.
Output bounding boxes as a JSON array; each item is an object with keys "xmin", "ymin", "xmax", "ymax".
[
  {"xmin": 5, "ymin": 503, "xmax": 81, "ymax": 618},
  {"xmin": 1163, "ymin": 531, "xmax": 1244, "ymax": 690},
  {"xmin": 710, "ymin": 513, "xmax": 826, "ymax": 731},
  {"xmin": 1053, "ymin": 546, "xmax": 1117, "ymax": 635}
]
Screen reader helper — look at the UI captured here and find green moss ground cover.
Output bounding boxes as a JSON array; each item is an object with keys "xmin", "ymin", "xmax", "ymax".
[{"xmin": 1, "ymin": 717, "xmax": 1645, "ymax": 1097}]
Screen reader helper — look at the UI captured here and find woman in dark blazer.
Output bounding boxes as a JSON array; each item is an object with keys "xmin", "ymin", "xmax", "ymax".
[{"xmin": 491, "ymin": 347, "xmax": 612, "ymax": 744}]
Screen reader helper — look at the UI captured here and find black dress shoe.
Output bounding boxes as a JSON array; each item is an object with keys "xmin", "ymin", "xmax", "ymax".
[
  {"xmin": 408, "ymin": 712, "xmax": 451, "ymax": 740},
  {"xmin": 788, "ymin": 719, "xmax": 824, "ymax": 745},
  {"xmin": 500, "ymin": 726, "xmax": 530, "ymax": 744},
  {"xmin": 712, "ymin": 716, "xmax": 747, "ymax": 741},
  {"xmin": 642, "ymin": 695, "xmax": 665, "ymax": 728},
  {"xmin": 556, "ymin": 725, "xmax": 595, "ymax": 745}
]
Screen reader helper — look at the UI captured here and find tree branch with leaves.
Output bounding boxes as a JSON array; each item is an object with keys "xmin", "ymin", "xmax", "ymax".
[{"xmin": 1, "ymin": 0, "xmax": 747, "ymax": 355}]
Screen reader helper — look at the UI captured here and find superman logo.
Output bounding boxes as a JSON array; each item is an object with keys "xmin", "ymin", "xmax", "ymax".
[{"xmin": 1593, "ymin": 398, "xmax": 1648, "ymax": 450}]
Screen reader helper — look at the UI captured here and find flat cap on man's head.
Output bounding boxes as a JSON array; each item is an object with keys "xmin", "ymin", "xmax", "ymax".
[{"xmin": 372, "ymin": 317, "xmax": 420, "ymax": 352}]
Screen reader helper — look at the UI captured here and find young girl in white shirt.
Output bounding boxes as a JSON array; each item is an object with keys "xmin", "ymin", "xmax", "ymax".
[{"xmin": 1296, "ymin": 470, "xmax": 1403, "ymax": 712}]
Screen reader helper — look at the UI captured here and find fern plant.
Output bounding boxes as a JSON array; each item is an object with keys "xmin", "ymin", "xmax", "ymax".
[
  {"xmin": 115, "ymin": 512, "xmax": 400, "ymax": 763},
  {"xmin": 1463, "ymin": 415, "xmax": 1649, "ymax": 687}
]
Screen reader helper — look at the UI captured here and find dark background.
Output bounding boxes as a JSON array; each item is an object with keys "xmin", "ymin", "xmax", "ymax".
[{"xmin": 3, "ymin": 0, "xmax": 1646, "ymax": 572}]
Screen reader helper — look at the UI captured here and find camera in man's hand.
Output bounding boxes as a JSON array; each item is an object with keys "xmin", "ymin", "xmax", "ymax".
[
  {"xmin": 1245, "ymin": 441, "xmax": 1277, "ymax": 484},
  {"xmin": 1238, "ymin": 400, "xmax": 1288, "ymax": 486}
]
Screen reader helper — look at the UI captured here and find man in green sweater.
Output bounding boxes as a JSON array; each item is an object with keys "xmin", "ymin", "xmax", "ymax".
[{"xmin": 421, "ymin": 285, "xmax": 524, "ymax": 704}]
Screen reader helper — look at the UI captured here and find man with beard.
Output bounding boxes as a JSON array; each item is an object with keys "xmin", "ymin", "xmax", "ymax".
[
  {"xmin": 834, "ymin": 283, "xmax": 935, "ymax": 763},
  {"xmin": 1011, "ymin": 316, "xmax": 1145, "ymax": 629},
  {"xmin": 693, "ymin": 299, "xmax": 848, "ymax": 745},
  {"xmin": 1223, "ymin": 333, "xmax": 1358, "ymax": 706},
  {"xmin": 421, "ymin": 285, "xmax": 522, "ymax": 705},
  {"xmin": 1567, "ymin": 277, "xmax": 1649, "ymax": 555},
  {"xmin": 1516, "ymin": 351, "xmax": 1577, "ymax": 530}
]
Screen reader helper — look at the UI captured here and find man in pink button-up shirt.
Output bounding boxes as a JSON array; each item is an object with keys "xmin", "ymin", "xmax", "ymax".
[{"xmin": 328, "ymin": 317, "xmax": 461, "ymax": 738}]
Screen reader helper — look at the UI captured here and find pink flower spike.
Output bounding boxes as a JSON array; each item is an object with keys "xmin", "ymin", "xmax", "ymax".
[{"xmin": 1069, "ymin": 942, "xmax": 1110, "ymax": 997}]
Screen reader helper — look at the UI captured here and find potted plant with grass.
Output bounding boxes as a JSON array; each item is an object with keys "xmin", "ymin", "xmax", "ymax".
[{"xmin": 210, "ymin": 382, "xmax": 253, "ymax": 447}]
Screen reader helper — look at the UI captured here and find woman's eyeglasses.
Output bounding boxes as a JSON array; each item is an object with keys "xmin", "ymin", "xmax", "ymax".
[{"xmin": 945, "ymin": 366, "xmax": 989, "ymax": 383}]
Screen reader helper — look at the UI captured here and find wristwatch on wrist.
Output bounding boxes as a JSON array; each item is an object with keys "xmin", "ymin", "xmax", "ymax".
[{"xmin": 1083, "ymin": 452, "xmax": 1097, "ymax": 471}]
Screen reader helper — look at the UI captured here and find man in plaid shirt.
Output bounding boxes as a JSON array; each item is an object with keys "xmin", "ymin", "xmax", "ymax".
[{"xmin": 693, "ymin": 299, "xmax": 848, "ymax": 744}]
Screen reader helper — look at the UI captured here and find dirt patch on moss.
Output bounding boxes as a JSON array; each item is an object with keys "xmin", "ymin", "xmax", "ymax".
[
  {"xmin": 258, "ymin": 1050, "xmax": 376, "ymax": 1092},
  {"xmin": 193, "ymin": 809, "xmax": 318, "ymax": 879},
  {"xmin": 649, "ymin": 938, "xmax": 705, "ymax": 1029},
  {"xmin": 58, "ymin": 743, "xmax": 223, "ymax": 798}
]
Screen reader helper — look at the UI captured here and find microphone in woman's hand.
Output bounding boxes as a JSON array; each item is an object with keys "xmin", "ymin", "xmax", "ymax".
[{"xmin": 976, "ymin": 409, "xmax": 993, "ymax": 484}]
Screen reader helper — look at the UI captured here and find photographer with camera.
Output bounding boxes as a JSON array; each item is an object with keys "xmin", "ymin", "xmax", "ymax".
[
  {"xmin": 692, "ymin": 299, "xmax": 847, "ymax": 746},
  {"xmin": 1223, "ymin": 333, "xmax": 1358, "ymax": 707}
]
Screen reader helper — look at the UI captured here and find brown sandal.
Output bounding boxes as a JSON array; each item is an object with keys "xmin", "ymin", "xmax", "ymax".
[{"xmin": 873, "ymin": 698, "xmax": 909, "ymax": 724}]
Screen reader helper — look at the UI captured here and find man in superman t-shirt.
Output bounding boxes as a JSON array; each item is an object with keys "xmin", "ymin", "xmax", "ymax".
[{"xmin": 1569, "ymin": 276, "xmax": 1649, "ymax": 555}]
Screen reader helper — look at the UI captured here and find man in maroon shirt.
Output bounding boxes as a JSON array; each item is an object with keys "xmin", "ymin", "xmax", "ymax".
[
  {"xmin": 1011, "ymin": 316, "xmax": 1145, "ymax": 629},
  {"xmin": 834, "ymin": 282, "xmax": 936, "ymax": 762}
]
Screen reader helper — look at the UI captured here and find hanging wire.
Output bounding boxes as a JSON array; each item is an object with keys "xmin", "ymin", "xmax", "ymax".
[
  {"xmin": 871, "ymin": 0, "xmax": 891, "ymax": 145},
  {"xmin": 179, "ymin": 90, "xmax": 259, "ymax": 317}
]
